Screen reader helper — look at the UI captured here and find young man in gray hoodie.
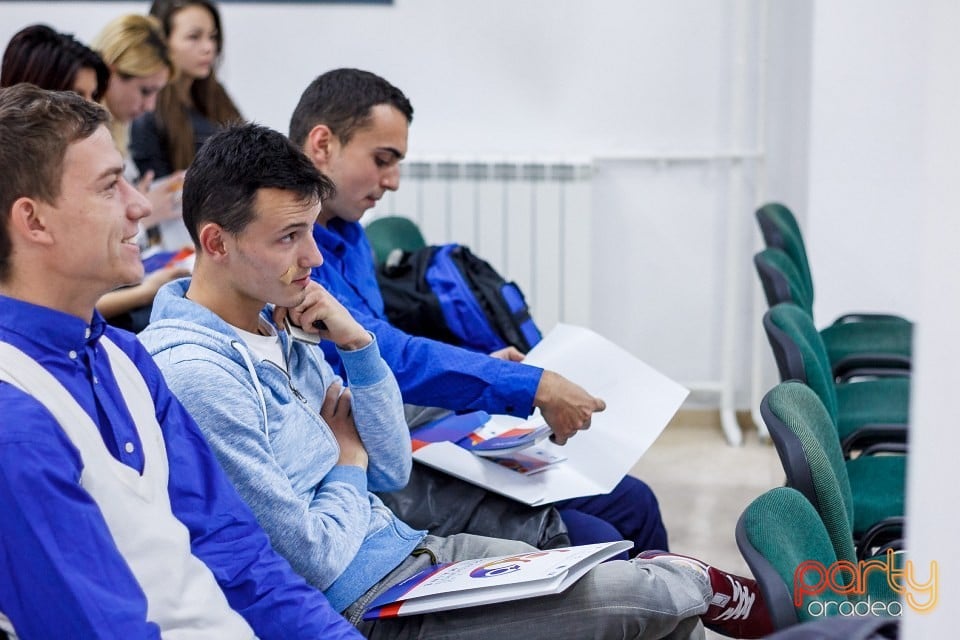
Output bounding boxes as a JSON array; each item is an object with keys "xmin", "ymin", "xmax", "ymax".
[{"xmin": 139, "ymin": 122, "xmax": 772, "ymax": 640}]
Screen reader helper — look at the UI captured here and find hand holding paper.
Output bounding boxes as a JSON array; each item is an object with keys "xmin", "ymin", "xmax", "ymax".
[
  {"xmin": 534, "ymin": 370, "xmax": 606, "ymax": 445},
  {"xmin": 412, "ymin": 324, "xmax": 689, "ymax": 505}
]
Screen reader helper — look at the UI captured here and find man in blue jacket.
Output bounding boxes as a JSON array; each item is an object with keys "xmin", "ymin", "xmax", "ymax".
[
  {"xmin": 0, "ymin": 84, "xmax": 358, "ymax": 639},
  {"xmin": 288, "ymin": 68, "xmax": 667, "ymax": 554},
  {"xmin": 142, "ymin": 121, "xmax": 772, "ymax": 640}
]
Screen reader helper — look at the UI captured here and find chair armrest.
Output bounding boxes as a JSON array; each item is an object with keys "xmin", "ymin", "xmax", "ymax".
[
  {"xmin": 860, "ymin": 441, "xmax": 909, "ymax": 456},
  {"xmin": 832, "ymin": 354, "xmax": 911, "ymax": 381},
  {"xmin": 832, "ymin": 312, "xmax": 911, "ymax": 325},
  {"xmin": 856, "ymin": 517, "xmax": 905, "ymax": 561},
  {"xmin": 841, "ymin": 423, "xmax": 909, "ymax": 458}
]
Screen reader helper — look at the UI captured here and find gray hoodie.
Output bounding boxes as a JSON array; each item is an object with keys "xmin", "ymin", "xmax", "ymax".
[{"xmin": 139, "ymin": 278, "xmax": 425, "ymax": 612}]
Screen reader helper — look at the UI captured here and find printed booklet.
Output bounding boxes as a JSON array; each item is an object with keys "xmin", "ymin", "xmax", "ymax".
[{"xmin": 362, "ymin": 540, "xmax": 633, "ymax": 620}]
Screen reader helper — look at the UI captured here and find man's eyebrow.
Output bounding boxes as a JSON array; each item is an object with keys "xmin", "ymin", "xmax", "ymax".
[
  {"xmin": 95, "ymin": 166, "xmax": 123, "ymax": 182},
  {"xmin": 378, "ymin": 146, "xmax": 404, "ymax": 160},
  {"xmin": 278, "ymin": 220, "xmax": 313, "ymax": 233}
]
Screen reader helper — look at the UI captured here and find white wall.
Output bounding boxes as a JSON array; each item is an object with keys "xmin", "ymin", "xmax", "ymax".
[
  {"xmin": 808, "ymin": 1, "xmax": 958, "ymax": 632},
  {"xmin": 902, "ymin": 1, "xmax": 960, "ymax": 636},
  {"xmin": 0, "ymin": 0, "xmax": 755, "ymax": 152},
  {"xmin": 806, "ymin": 1, "xmax": 923, "ymax": 323}
]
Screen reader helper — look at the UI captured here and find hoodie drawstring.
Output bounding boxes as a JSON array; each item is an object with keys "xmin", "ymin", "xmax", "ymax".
[{"xmin": 231, "ymin": 340, "xmax": 270, "ymax": 439}]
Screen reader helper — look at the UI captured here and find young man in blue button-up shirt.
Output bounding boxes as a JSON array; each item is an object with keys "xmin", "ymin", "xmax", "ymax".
[
  {"xmin": 288, "ymin": 68, "xmax": 668, "ymax": 556},
  {"xmin": 0, "ymin": 83, "xmax": 358, "ymax": 639}
]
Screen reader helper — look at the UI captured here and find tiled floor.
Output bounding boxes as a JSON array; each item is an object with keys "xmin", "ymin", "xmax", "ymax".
[{"xmin": 629, "ymin": 411, "xmax": 785, "ymax": 638}]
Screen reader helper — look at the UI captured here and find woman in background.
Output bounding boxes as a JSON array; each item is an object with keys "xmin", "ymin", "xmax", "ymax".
[
  {"xmin": 130, "ymin": 0, "xmax": 242, "ymax": 179},
  {"xmin": 93, "ymin": 15, "xmax": 171, "ymax": 167},
  {"xmin": 1, "ymin": 24, "xmax": 109, "ymax": 101}
]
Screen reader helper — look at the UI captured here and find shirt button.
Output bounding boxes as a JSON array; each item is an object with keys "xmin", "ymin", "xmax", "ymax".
[
  {"xmin": 93, "ymin": 377, "xmax": 99, "ymax": 384},
  {"xmin": 68, "ymin": 350, "xmax": 78, "ymax": 360},
  {"xmin": 124, "ymin": 442, "xmax": 135, "ymax": 454},
  {"xmin": 84, "ymin": 328, "xmax": 91, "ymax": 339}
]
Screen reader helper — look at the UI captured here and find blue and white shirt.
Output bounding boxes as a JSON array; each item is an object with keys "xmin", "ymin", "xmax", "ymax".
[{"xmin": 0, "ymin": 294, "xmax": 359, "ymax": 639}]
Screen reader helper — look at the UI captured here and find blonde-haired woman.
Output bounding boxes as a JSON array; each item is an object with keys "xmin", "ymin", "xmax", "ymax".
[{"xmin": 93, "ymin": 14, "xmax": 171, "ymax": 160}]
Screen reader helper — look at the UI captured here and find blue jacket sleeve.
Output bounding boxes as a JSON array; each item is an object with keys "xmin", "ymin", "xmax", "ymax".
[
  {"xmin": 322, "ymin": 306, "xmax": 543, "ymax": 418},
  {"xmin": 130, "ymin": 342, "xmax": 362, "ymax": 639},
  {"xmin": 0, "ymin": 386, "xmax": 162, "ymax": 639}
]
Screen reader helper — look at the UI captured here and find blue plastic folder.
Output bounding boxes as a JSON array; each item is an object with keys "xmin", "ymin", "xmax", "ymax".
[
  {"xmin": 410, "ymin": 411, "xmax": 491, "ymax": 451},
  {"xmin": 410, "ymin": 411, "xmax": 550, "ymax": 457}
]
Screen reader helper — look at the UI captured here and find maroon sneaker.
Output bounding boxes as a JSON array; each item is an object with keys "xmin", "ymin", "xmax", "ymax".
[{"xmin": 637, "ymin": 550, "xmax": 774, "ymax": 639}]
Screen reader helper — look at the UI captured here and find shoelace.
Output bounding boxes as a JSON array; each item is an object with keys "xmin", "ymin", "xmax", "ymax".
[{"xmin": 713, "ymin": 575, "xmax": 756, "ymax": 621}]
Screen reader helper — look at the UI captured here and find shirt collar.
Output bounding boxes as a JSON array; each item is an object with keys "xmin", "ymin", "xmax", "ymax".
[
  {"xmin": 313, "ymin": 222, "xmax": 347, "ymax": 259},
  {"xmin": 312, "ymin": 219, "xmax": 366, "ymax": 259},
  {"xmin": 0, "ymin": 294, "xmax": 106, "ymax": 352}
]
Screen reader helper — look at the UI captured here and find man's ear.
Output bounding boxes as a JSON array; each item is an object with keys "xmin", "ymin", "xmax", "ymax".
[
  {"xmin": 197, "ymin": 222, "xmax": 228, "ymax": 260},
  {"xmin": 7, "ymin": 197, "xmax": 55, "ymax": 246},
  {"xmin": 304, "ymin": 124, "xmax": 336, "ymax": 169}
]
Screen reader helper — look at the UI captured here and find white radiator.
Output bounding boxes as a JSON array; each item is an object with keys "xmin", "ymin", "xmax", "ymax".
[{"xmin": 365, "ymin": 159, "xmax": 594, "ymax": 332}]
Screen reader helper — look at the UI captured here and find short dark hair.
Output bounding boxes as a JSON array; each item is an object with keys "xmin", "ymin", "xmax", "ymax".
[
  {"xmin": 0, "ymin": 84, "xmax": 109, "ymax": 282},
  {"xmin": 1, "ymin": 24, "xmax": 110, "ymax": 102},
  {"xmin": 288, "ymin": 68, "xmax": 413, "ymax": 148},
  {"xmin": 182, "ymin": 123, "xmax": 335, "ymax": 247}
]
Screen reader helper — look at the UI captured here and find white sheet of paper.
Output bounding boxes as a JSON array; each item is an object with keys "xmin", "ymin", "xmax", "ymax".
[{"xmin": 413, "ymin": 323, "xmax": 689, "ymax": 504}]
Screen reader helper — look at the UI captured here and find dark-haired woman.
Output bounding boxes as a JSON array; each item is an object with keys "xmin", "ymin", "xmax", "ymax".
[{"xmin": 130, "ymin": 0, "xmax": 242, "ymax": 180}]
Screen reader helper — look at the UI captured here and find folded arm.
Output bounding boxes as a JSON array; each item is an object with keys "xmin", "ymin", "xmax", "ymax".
[{"xmin": 155, "ymin": 353, "xmax": 372, "ymax": 594}]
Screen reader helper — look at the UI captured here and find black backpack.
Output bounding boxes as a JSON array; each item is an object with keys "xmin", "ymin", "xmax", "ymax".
[{"xmin": 376, "ymin": 244, "xmax": 542, "ymax": 353}]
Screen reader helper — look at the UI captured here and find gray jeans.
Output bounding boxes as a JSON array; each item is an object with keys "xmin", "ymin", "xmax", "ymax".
[{"xmin": 343, "ymin": 533, "xmax": 707, "ymax": 640}]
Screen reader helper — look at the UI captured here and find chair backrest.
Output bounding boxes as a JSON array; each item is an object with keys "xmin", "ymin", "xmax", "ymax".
[
  {"xmin": 364, "ymin": 215, "xmax": 427, "ymax": 265},
  {"xmin": 760, "ymin": 382, "xmax": 858, "ymax": 566},
  {"xmin": 753, "ymin": 248, "xmax": 814, "ymax": 315},
  {"xmin": 755, "ymin": 203, "xmax": 815, "ymax": 301},
  {"xmin": 763, "ymin": 302, "xmax": 839, "ymax": 424},
  {"xmin": 736, "ymin": 486, "xmax": 848, "ymax": 628}
]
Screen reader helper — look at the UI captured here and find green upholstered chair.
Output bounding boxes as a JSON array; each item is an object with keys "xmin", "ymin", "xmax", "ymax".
[
  {"xmin": 736, "ymin": 487, "xmax": 843, "ymax": 629},
  {"xmin": 760, "ymin": 381, "xmax": 905, "ymax": 560},
  {"xmin": 736, "ymin": 487, "xmax": 899, "ymax": 630},
  {"xmin": 754, "ymin": 203, "xmax": 913, "ymax": 366},
  {"xmin": 763, "ymin": 302, "xmax": 909, "ymax": 455},
  {"xmin": 754, "ymin": 248, "xmax": 911, "ymax": 379},
  {"xmin": 364, "ymin": 215, "xmax": 427, "ymax": 266}
]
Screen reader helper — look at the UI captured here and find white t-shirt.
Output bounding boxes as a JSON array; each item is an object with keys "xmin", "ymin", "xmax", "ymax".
[{"xmin": 231, "ymin": 318, "xmax": 285, "ymax": 369}]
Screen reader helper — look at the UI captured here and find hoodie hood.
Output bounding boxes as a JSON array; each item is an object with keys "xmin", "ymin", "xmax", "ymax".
[{"xmin": 139, "ymin": 277, "xmax": 288, "ymax": 363}]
